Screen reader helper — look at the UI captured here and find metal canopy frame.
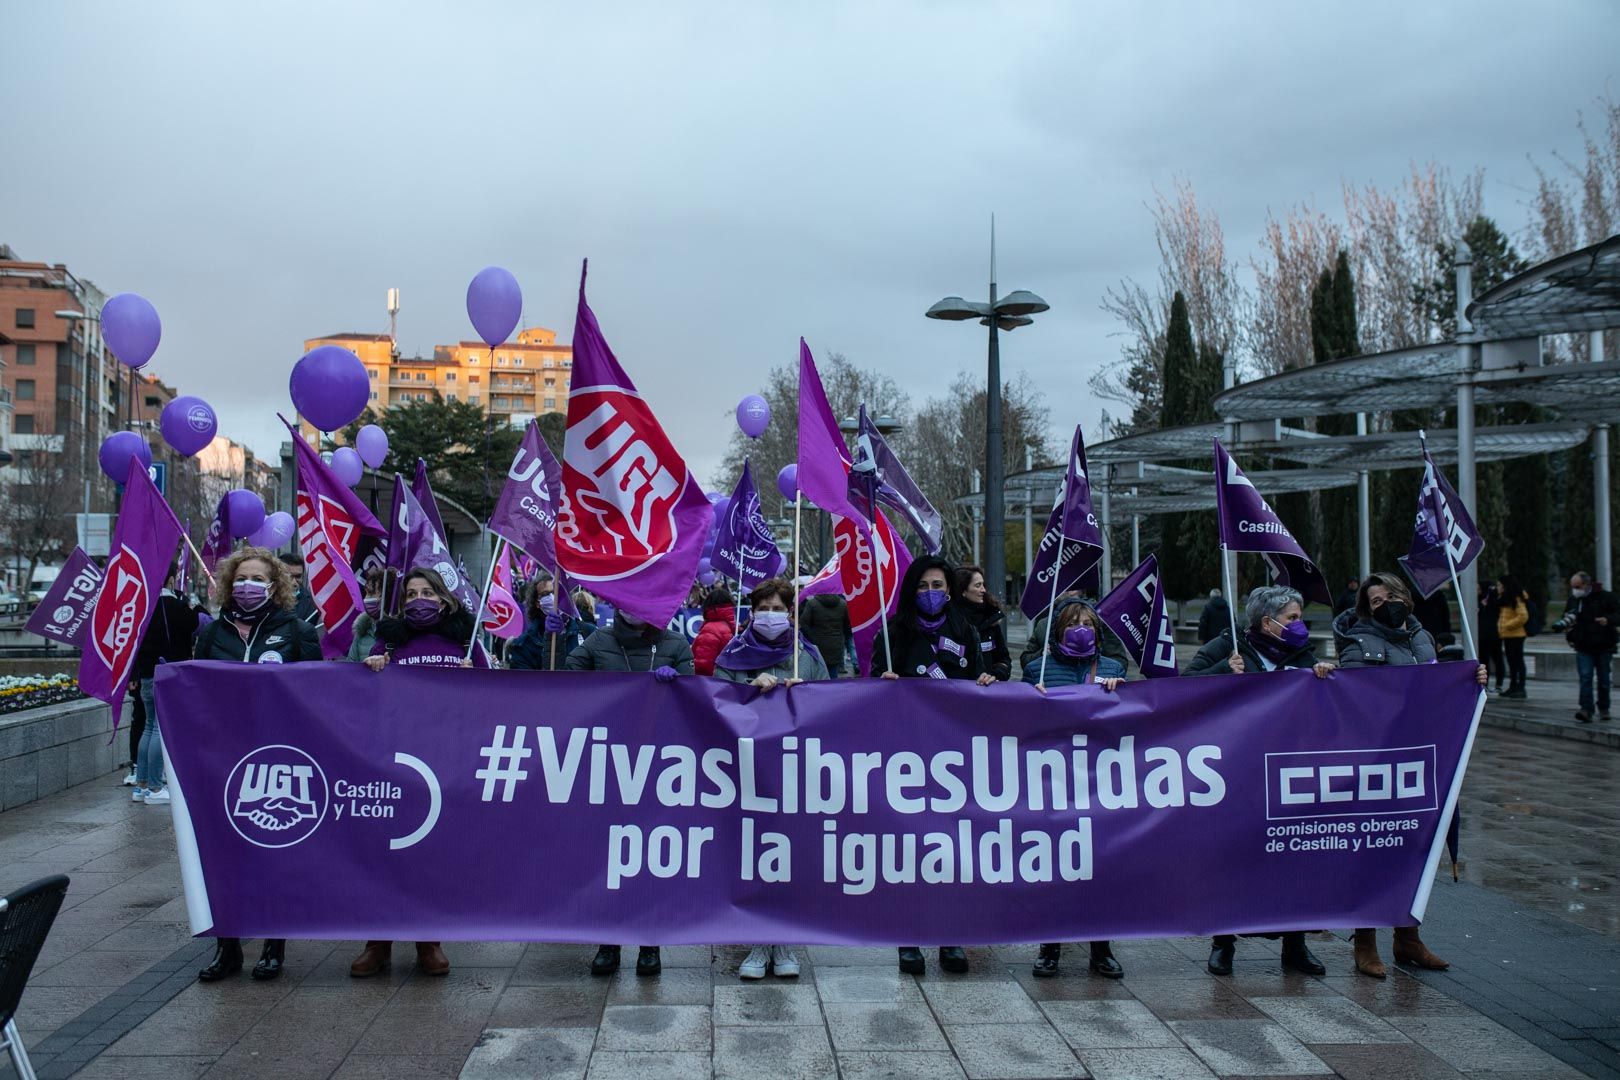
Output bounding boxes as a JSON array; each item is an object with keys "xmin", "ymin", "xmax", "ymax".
[{"xmin": 1467, "ymin": 234, "xmax": 1620, "ymax": 340}]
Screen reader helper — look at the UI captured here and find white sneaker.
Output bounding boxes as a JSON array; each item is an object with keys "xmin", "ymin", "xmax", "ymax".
[
  {"xmin": 770, "ymin": 945, "xmax": 800, "ymax": 978},
  {"xmin": 123, "ymin": 770, "xmax": 138, "ymax": 786},
  {"xmin": 132, "ymin": 788, "xmax": 146, "ymax": 802},
  {"xmin": 145, "ymin": 789, "xmax": 171, "ymax": 804},
  {"xmin": 739, "ymin": 946, "xmax": 771, "ymax": 980}
]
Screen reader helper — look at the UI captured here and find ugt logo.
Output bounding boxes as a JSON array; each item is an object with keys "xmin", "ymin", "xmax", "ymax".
[
  {"xmin": 559, "ymin": 390, "xmax": 684, "ymax": 578},
  {"xmin": 836, "ymin": 514, "xmax": 900, "ymax": 632},
  {"xmin": 225, "ymin": 745, "xmax": 329, "ymax": 848},
  {"xmin": 91, "ymin": 544, "xmax": 150, "ymax": 684}
]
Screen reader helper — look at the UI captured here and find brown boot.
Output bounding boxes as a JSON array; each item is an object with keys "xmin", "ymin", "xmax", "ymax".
[
  {"xmin": 1352, "ymin": 928, "xmax": 1385, "ymax": 979},
  {"xmin": 415, "ymin": 941, "xmax": 450, "ymax": 976},
  {"xmin": 349, "ymin": 940, "xmax": 392, "ymax": 977},
  {"xmin": 1392, "ymin": 927, "xmax": 1449, "ymax": 970}
]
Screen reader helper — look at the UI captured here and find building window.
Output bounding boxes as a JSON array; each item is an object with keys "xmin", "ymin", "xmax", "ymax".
[
  {"xmin": 470, "ymin": 395, "xmax": 480, "ymax": 404},
  {"xmin": 467, "ymin": 355, "xmax": 478, "ymax": 365},
  {"xmin": 544, "ymin": 377, "xmax": 555, "ymax": 388},
  {"xmin": 415, "ymin": 372, "xmax": 426, "ymax": 382},
  {"xmin": 496, "ymin": 356, "xmax": 507, "ymax": 366},
  {"xmin": 469, "ymin": 375, "xmax": 480, "ymax": 384},
  {"xmin": 16, "ymin": 344, "xmax": 35, "ymax": 365},
  {"xmin": 16, "ymin": 379, "xmax": 35, "ymax": 400},
  {"xmin": 514, "ymin": 357, "xmax": 524, "ymax": 367},
  {"xmin": 544, "ymin": 397, "xmax": 556, "ymax": 409},
  {"xmin": 15, "ymin": 308, "xmax": 35, "ymax": 329},
  {"xmin": 370, "ymin": 391, "xmax": 379, "ymax": 400},
  {"xmin": 543, "ymin": 358, "xmax": 553, "ymax": 368},
  {"xmin": 444, "ymin": 371, "xmax": 456, "ymax": 382},
  {"xmin": 369, "ymin": 368, "xmax": 378, "ymax": 379},
  {"xmin": 447, "ymin": 392, "xmax": 457, "ymax": 402},
  {"xmin": 14, "ymin": 415, "xmax": 34, "ymax": 434}
]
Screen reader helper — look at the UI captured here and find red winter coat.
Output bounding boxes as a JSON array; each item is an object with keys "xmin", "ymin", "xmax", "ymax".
[{"xmin": 692, "ymin": 605, "xmax": 736, "ymax": 675}]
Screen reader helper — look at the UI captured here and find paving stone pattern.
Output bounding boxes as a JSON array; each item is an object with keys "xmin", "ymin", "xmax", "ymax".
[{"xmin": 0, "ymin": 725, "xmax": 1614, "ymax": 1079}]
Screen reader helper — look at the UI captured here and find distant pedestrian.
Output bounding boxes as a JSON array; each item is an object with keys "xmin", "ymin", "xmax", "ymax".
[
  {"xmin": 691, "ymin": 587, "xmax": 736, "ymax": 676},
  {"xmin": 1496, "ymin": 575, "xmax": 1530, "ymax": 699},
  {"xmin": 1553, "ymin": 572, "xmax": 1617, "ymax": 723},
  {"xmin": 1333, "ymin": 578, "xmax": 1359, "ymax": 616},
  {"xmin": 1197, "ymin": 588, "xmax": 1229, "ymax": 644},
  {"xmin": 129, "ymin": 563, "xmax": 200, "ymax": 806},
  {"xmin": 798, "ymin": 591, "xmax": 852, "ymax": 677},
  {"xmin": 279, "ymin": 552, "xmax": 322, "ymax": 630},
  {"xmin": 1478, "ymin": 583, "xmax": 1504, "ymax": 694}
]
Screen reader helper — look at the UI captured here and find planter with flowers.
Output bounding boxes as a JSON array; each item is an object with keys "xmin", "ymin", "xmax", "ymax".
[{"xmin": 0, "ymin": 673, "xmax": 85, "ymax": 715}]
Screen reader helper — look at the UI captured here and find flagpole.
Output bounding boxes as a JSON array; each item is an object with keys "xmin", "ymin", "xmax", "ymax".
[
  {"xmin": 466, "ymin": 534, "xmax": 503, "ymax": 663},
  {"xmin": 868, "ymin": 475, "xmax": 894, "ymax": 676},
  {"xmin": 1422, "ymin": 431, "xmax": 1476, "ymax": 661},
  {"xmin": 1037, "ymin": 526, "xmax": 1067, "ymax": 688},
  {"xmin": 792, "ymin": 492, "xmax": 803, "ymax": 681},
  {"xmin": 179, "ymin": 532, "xmax": 218, "ymax": 592},
  {"xmin": 1221, "ymin": 543, "xmax": 1240, "ymax": 659}
]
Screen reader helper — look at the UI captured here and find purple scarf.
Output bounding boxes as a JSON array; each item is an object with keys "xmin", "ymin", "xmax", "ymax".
[
  {"xmin": 715, "ymin": 623, "xmax": 822, "ymax": 673},
  {"xmin": 1246, "ymin": 627, "xmax": 1295, "ymax": 665}
]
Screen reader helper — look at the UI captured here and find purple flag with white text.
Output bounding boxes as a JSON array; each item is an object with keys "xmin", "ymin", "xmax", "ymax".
[
  {"xmin": 400, "ymin": 463, "xmax": 478, "ymax": 612},
  {"xmin": 1019, "ymin": 426, "xmax": 1104, "ymax": 619},
  {"xmin": 713, "ymin": 459, "xmax": 785, "ymax": 589},
  {"xmin": 557, "ymin": 262, "xmax": 712, "ymax": 628},
  {"xmin": 1399, "ymin": 436, "xmax": 1484, "ymax": 600},
  {"xmin": 388, "ymin": 475, "xmax": 473, "ymax": 607},
  {"xmin": 488, "ymin": 420, "xmax": 577, "ymax": 618},
  {"xmin": 1212, "ymin": 440, "xmax": 1331, "ymax": 606},
  {"xmin": 1096, "ymin": 554, "xmax": 1179, "ymax": 678},
  {"xmin": 849, "ymin": 404, "xmax": 943, "ymax": 554},
  {"xmin": 25, "ymin": 546, "xmax": 105, "ymax": 648}
]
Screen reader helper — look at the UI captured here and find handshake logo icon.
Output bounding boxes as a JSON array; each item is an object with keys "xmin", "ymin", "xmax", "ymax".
[{"xmin": 226, "ymin": 745, "xmax": 329, "ymax": 848}]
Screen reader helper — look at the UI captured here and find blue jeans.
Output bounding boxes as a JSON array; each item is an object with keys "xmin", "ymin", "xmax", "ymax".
[
  {"xmin": 137, "ymin": 682, "xmax": 165, "ymax": 788},
  {"xmin": 1576, "ymin": 650, "xmax": 1614, "ymax": 715}
]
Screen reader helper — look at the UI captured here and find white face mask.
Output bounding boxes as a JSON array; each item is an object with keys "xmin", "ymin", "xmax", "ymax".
[
  {"xmin": 752, "ymin": 610, "xmax": 792, "ymax": 642},
  {"xmin": 1573, "ymin": 587, "xmax": 1590, "ymax": 599}
]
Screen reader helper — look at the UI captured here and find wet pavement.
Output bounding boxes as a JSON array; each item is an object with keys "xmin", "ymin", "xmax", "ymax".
[{"xmin": 1, "ymin": 721, "xmax": 1616, "ymax": 1080}]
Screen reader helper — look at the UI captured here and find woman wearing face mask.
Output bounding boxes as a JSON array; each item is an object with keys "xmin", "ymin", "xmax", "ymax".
[
  {"xmin": 344, "ymin": 568, "xmax": 385, "ymax": 662},
  {"xmin": 1183, "ymin": 585, "xmax": 1333, "ymax": 978},
  {"xmin": 565, "ymin": 603, "xmax": 694, "ymax": 977},
  {"xmin": 713, "ymin": 577, "xmax": 826, "ymax": 980},
  {"xmin": 1333, "ymin": 572, "xmax": 1482, "ymax": 979},
  {"xmin": 191, "ymin": 548, "xmax": 321, "ymax": 984},
  {"xmin": 952, "ymin": 564, "xmax": 1011, "ymax": 681},
  {"xmin": 508, "ymin": 576, "xmax": 588, "ymax": 671},
  {"xmin": 1020, "ymin": 596, "xmax": 1125, "ymax": 979},
  {"xmin": 872, "ymin": 556, "xmax": 992, "ymax": 976}
]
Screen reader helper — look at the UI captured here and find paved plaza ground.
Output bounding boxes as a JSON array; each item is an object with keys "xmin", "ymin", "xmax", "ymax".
[{"xmin": 2, "ymin": 694, "xmax": 1618, "ymax": 1080}]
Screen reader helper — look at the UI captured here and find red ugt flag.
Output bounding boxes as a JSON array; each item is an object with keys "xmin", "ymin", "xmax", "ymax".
[
  {"xmin": 482, "ymin": 546, "xmax": 524, "ymax": 639},
  {"xmin": 79, "ymin": 460, "xmax": 182, "ymax": 713}
]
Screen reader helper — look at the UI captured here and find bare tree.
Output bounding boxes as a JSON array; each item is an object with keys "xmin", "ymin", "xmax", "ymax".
[
  {"xmin": 1, "ymin": 437, "xmax": 81, "ymax": 599},
  {"xmin": 1248, "ymin": 203, "xmax": 1343, "ymax": 375}
]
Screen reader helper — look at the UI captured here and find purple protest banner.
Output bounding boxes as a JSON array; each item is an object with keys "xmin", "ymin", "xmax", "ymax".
[
  {"xmin": 712, "ymin": 459, "xmax": 785, "ymax": 590},
  {"xmin": 489, "ymin": 420, "xmax": 578, "ymax": 619},
  {"xmin": 155, "ymin": 660, "xmax": 1481, "ymax": 943},
  {"xmin": 25, "ymin": 546, "xmax": 105, "ymax": 648},
  {"xmin": 1212, "ymin": 439, "xmax": 1331, "ymax": 606},
  {"xmin": 1399, "ymin": 432, "xmax": 1484, "ymax": 601},
  {"xmin": 79, "ymin": 460, "xmax": 183, "ymax": 712},
  {"xmin": 1018, "ymin": 426, "xmax": 1103, "ymax": 620},
  {"xmin": 557, "ymin": 262, "xmax": 712, "ymax": 628},
  {"xmin": 1096, "ymin": 554, "xmax": 1179, "ymax": 678},
  {"xmin": 848, "ymin": 404, "xmax": 943, "ymax": 554},
  {"xmin": 201, "ymin": 493, "xmax": 232, "ymax": 571}
]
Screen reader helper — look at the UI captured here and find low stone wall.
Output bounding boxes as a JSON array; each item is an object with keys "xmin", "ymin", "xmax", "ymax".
[{"xmin": 0, "ymin": 697, "xmax": 123, "ymax": 810}]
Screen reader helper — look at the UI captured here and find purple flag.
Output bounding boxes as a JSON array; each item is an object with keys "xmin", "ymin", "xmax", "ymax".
[
  {"xmin": 1096, "ymin": 554, "xmax": 1179, "ymax": 678},
  {"xmin": 557, "ymin": 262, "xmax": 712, "ymax": 628},
  {"xmin": 1212, "ymin": 440, "xmax": 1331, "ymax": 606},
  {"xmin": 78, "ymin": 460, "xmax": 182, "ymax": 712},
  {"xmin": 25, "ymin": 546, "xmax": 105, "ymax": 648},
  {"xmin": 283, "ymin": 418, "xmax": 387, "ymax": 659},
  {"xmin": 712, "ymin": 460, "xmax": 786, "ymax": 590},
  {"xmin": 487, "ymin": 423, "xmax": 579, "ymax": 620},
  {"xmin": 156, "ymin": 659, "xmax": 1483, "ymax": 942},
  {"xmin": 201, "ymin": 494, "xmax": 233, "ymax": 571},
  {"xmin": 849, "ymin": 404, "xmax": 943, "ymax": 554},
  {"xmin": 411, "ymin": 459, "xmax": 450, "ymax": 551},
  {"xmin": 796, "ymin": 339, "xmax": 865, "ymax": 528},
  {"xmin": 1399, "ymin": 435, "xmax": 1484, "ymax": 599},
  {"xmin": 1018, "ymin": 426, "xmax": 1104, "ymax": 619},
  {"xmin": 397, "ymin": 464, "xmax": 478, "ymax": 612},
  {"xmin": 387, "ymin": 475, "xmax": 477, "ymax": 609}
]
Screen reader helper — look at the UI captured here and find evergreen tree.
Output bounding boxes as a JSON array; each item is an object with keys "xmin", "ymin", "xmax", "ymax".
[
  {"xmin": 1158, "ymin": 293, "xmax": 1222, "ymax": 600},
  {"xmin": 1312, "ymin": 251, "xmax": 1361, "ymax": 588}
]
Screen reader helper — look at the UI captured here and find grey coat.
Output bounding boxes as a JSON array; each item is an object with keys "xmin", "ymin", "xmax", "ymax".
[
  {"xmin": 345, "ymin": 614, "xmax": 379, "ymax": 664},
  {"xmin": 1332, "ymin": 609, "xmax": 1436, "ymax": 668},
  {"xmin": 714, "ymin": 646, "xmax": 830, "ymax": 684},
  {"xmin": 565, "ymin": 619, "xmax": 695, "ymax": 674}
]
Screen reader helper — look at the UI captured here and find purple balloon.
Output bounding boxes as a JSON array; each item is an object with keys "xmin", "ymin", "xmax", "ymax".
[
  {"xmin": 101, "ymin": 293, "xmax": 162, "ymax": 368},
  {"xmin": 466, "ymin": 266, "xmax": 523, "ymax": 347},
  {"xmin": 699, "ymin": 570, "xmax": 717, "ymax": 587},
  {"xmin": 705, "ymin": 490, "xmax": 723, "ymax": 503},
  {"xmin": 290, "ymin": 345, "xmax": 370, "ymax": 432},
  {"xmin": 225, "ymin": 489, "xmax": 266, "ymax": 540},
  {"xmin": 250, "ymin": 510, "xmax": 296, "ymax": 549},
  {"xmin": 98, "ymin": 431, "xmax": 153, "ymax": 484},
  {"xmin": 159, "ymin": 395, "xmax": 217, "ymax": 456},
  {"xmin": 331, "ymin": 446, "xmax": 364, "ymax": 487},
  {"xmin": 776, "ymin": 463, "xmax": 799, "ymax": 502},
  {"xmin": 356, "ymin": 424, "xmax": 389, "ymax": 468},
  {"xmin": 698, "ymin": 556, "xmax": 713, "ymax": 576},
  {"xmin": 736, "ymin": 395, "xmax": 771, "ymax": 439},
  {"xmin": 714, "ymin": 496, "xmax": 731, "ymax": 523}
]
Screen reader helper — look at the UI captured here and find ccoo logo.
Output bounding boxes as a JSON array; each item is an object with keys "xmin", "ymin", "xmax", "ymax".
[
  {"xmin": 559, "ymin": 389, "xmax": 685, "ymax": 579},
  {"xmin": 90, "ymin": 545, "xmax": 150, "ymax": 684},
  {"xmin": 225, "ymin": 744, "xmax": 329, "ymax": 848}
]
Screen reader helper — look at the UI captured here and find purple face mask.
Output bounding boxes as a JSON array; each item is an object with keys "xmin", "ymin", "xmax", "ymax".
[
  {"xmin": 916, "ymin": 589, "xmax": 949, "ymax": 617},
  {"xmin": 1276, "ymin": 618, "xmax": 1310, "ymax": 650},
  {"xmin": 404, "ymin": 597, "xmax": 443, "ymax": 628},
  {"xmin": 1056, "ymin": 624, "xmax": 1098, "ymax": 660},
  {"xmin": 232, "ymin": 580, "xmax": 270, "ymax": 612},
  {"xmin": 363, "ymin": 596, "xmax": 382, "ymax": 618},
  {"xmin": 539, "ymin": 594, "xmax": 557, "ymax": 614}
]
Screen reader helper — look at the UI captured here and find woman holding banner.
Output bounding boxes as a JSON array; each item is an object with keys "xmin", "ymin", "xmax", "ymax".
[
  {"xmin": 714, "ymin": 576, "xmax": 826, "ymax": 979},
  {"xmin": 1334, "ymin": 571, "xmax": 1479, "ymax": 978},
  {"xmin": 193, "ymin": 548, "xmax": 320, "ymax": 984},
  {"xmin": 343, "ymin": 568, "xmax": 384, "ymax": 662},
  {"xmin": 873, "ymin": 555, "xmax": 992, "ymax": 975},
  {"xmin": 952, "ymin": 564, "xmax": 1011, "ymax": 681},
  {"xmin": 508, "ymin": 576, "xmax": 586, "ymax": 670}
]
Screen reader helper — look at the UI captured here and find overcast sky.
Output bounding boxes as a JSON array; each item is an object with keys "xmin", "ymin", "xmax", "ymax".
[{"xmin": 3, "ymin": 1, "xmax": 1615, "ymax": 486}]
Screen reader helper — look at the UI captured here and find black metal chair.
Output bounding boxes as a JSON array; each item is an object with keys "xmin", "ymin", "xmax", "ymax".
[{"xmin": 0, "ymin": 875, "xmax": 70, "ymax": 1080}]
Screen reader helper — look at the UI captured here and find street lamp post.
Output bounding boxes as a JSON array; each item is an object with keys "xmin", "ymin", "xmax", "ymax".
[
  {"xmin": 926, "ymin": 223, "xmax": 1047, "ymax": 604},
  {"xmin": 55, "ymin": 307, "xmax": 101, "ymax": 526}
]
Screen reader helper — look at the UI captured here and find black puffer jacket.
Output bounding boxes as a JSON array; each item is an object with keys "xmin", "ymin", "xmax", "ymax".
[
  {"xmin": 193, "ymin": 608, "xmax": 320, "ymax": 665},
  {"xmin": 1563, "ymin": 587, "xmax": 1620, "ymax": 653},
  {"xmin": 1183, "ymin": 628, "xmax": 1318, "ymax": 676},
  {"xmin": 955, "ymin": 600, "xmax": 1012, "ymax": 681},
  {"xmin": 870, "ymin": 609, "xmax": 986, "ymax": 680},
  {"xmin": 376, "ymin": 608, "xmax": 477, "ymax": 653},
  {"xmin": 1332, "ymin": 609, "xmax": 1437, "ymax": 667},
  {"xmin": 565, "ymin": 618, "xmax": 694, "ymax": 673}
]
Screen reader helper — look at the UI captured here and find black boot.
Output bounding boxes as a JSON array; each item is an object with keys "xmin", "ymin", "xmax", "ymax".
[
  {"xmin": 1089, "ymin": 941, "xmax": 1123, "ymax": 978},
  {"xmin": 590, "ymin": 945, "xmax": 621, "ymax": 976},
  {"xmin": 1032, "ymin": 943, "xmax": 1061, "ymax": 978},
  {"xmin": 1207, "ymin": 935, "xmax": 1235, "ymax": 976},
  {"xmin": 636, "ymin": 946, "xmax": 661, "ymax": 976},
  {"xmin": 897, "ymin": 947, "xmax": 925, "ymax": 975},
  {"xmin": 938, "ymin": 946, "xmax": 969, "ymax": 973},
  {"xmin": 1280, "ymin": 932, "xmax": 1326, "ymax": 976},
  {"xmin": 251, "ymin": 939, "xmax": 285, "ymax": 981},
  {"xmin": 199, "ymin": 938, "xmax": 244, "ymax": 982}
]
